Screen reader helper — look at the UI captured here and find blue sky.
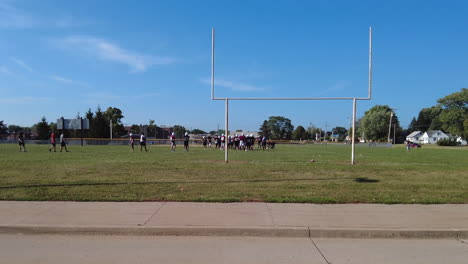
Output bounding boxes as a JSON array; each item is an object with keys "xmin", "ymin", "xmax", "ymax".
[{"xmin": 0, "ymin": 0, "xmax": 467, "ymax": 132}]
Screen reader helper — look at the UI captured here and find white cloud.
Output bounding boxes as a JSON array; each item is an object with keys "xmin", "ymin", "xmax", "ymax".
[
  {"xmin": 0, "ymin": 2, "xmax": 89, "ymax": 29},
  {"xmin": 0, "ymin": 2, "xmax": 38, "ymax": 29},
  {"xmin": 201, "ymin": 78, "xmax": 266, "ymax": 92},
  {"xmin": 50, "ymin": 75, "xmax": 91, "ymax": 88},
  {"xmin": 10, "ymin": 57, "xmax": 35, "ymax": 73},
  {"xmin": 56, "ymin": 36, "xmax": 175, "ymax": 72},
  {"xmin": 0, "ymin": 96, "xmax": 52, "ymax": 104}
]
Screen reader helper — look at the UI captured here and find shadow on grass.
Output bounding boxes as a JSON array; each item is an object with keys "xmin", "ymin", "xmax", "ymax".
[
  {"xmin": 354, "ymin": 177, "xmax": 380, "ymax": 183},
  {"xmin": 0, "ymin": 177, "xmax": 354, "ymax": 190}
]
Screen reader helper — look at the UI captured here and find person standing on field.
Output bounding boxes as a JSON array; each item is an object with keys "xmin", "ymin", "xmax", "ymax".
[
  {"xmin": 207, "ymin": 135, "xmax": 212, "ymax": 148},
  {"xmin": 406, "ymin": 140, "xmax": 411, "ymax": 152},
  {"xmin": 202, "ymin": 136, "xmax": 207, "ymax": 148},
  {"xmin": 140, "ymin": 132, "xmax": 148, "ymax": 152},
  {"xmin": 18, "ymin": 132, "xmax": 26, "ymax": 152},
  {"xmin": 183, "ymin": 132, "xmax": 190, "ymax": 151},
  {"xmin": 129, "ymin": 133, "xmax": 135, "ymax": 152},
  {"xmin": 60, "ymin": 132, "xmax": 69, "ymax": 152},
  {"xmin": 221, "ymin": 134, "xmax": 226, "ymax": 149},
  {"xmin": 170, "ymin": 132, "xmax": 176, "ymax": 152},
  {"xmin": 49, "ymin": 131, "xmax": 56, "ymax": 152}
]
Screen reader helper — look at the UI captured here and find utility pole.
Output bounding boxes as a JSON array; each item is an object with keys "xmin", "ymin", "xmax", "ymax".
[
  {"xmin": 387, "ymin": 108, "xmax": 397, "ymax": 144},
  {"xmin": 393, "ymin": 123, "xmax": 396, "ymax": 144},
  {"xmin": 110, "ymin": 120, "xmax": 112, "ymax": 140},
  {"xmin": 387, "ymin": 112, "xmax": 393, "ymax": 143},
  {"xmin": 324, "ymin": 122, "xmax": 329, "ymax": 142}
]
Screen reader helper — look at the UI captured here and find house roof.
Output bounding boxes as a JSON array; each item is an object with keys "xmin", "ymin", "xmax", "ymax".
[
  {"xmin": 407, "ymin": 131, "xmax": 422, "ymax": 138},
  {"xmin": 426, "ymin": 130, "xmax": 447, "ymax": 137}
]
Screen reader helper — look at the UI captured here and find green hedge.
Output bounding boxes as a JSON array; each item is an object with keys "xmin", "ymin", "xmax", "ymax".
[{"xmin": 437, "ymin": 139, "xmax": 458, "ymax": 146}]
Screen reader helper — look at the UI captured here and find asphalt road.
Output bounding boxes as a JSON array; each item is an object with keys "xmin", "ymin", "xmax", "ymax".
[{"xmin": 1, "ymin": 234, "xmax": 467, "ymax": 264}]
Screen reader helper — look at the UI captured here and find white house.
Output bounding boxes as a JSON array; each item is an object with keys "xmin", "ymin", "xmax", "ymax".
[
  {"xmin": 420, "ymin": 130, "xmax": 449, "ymax": 144},
  {"xmin": 456, "ymin": 137, "xmax": 467, "ymax": 146},
  {"xmin": 406, "ymin": 131, "xmax": 423, "ymax": 143}
]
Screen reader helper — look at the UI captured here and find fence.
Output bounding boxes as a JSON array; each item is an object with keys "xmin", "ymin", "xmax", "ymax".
[{"xmin": 0, "ymin": 138, "xmax": 392, "ymax": 147}]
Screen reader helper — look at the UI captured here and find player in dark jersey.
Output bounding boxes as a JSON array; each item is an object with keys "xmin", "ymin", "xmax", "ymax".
[
  {"xmin": 207, "ymin": 135, "xmax": 212, "ymax": 148},
  {"xmin": 170, "ymin": 132, "xmax": 176, "ymax": 152},
  {"xmin": 202, "ymin": 136, "xmax": 207, "ymax": 148},
  {"xmin": 18, "ymin": 132, "xmax": 26, "ymax": 152},
  {"xmin": 216, "ymin": 136, "xmax": 221, "ymax": 149},
  {"xmin": 140, "ymin": 132, "xmax": 148, "ymax": 152},
  {"xmin": 183, "ymin": 132, "xmax": 190, "ymax": 151}
]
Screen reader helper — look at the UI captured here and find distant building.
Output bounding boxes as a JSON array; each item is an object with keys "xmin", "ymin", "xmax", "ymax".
[
  {"xmin": 420, "ymin": 130, "xmax": 450, "ymax": 144},
  {"xmin": 456, "ymin": 137, "xmax": 467, "ymax": 146},
  {"xmin": 406, "ymin": 131, "xmax": 423, "ymax": 143}
]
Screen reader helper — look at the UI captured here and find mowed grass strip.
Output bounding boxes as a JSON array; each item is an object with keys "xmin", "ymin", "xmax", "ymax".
[{"xmin": 0, "ymin": 143, "xmax": 467, "ymax": 203}]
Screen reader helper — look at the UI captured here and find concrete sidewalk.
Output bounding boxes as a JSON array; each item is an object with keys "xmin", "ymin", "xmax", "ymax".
[{"xmin": 1, "ymin": 201, "xmax": 467, "ymax": 239}]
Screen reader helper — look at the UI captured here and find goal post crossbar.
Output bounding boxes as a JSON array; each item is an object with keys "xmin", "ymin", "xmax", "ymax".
[{"xmin": 211, "ymin": 27, "xmax": 373, "ymax": 164}]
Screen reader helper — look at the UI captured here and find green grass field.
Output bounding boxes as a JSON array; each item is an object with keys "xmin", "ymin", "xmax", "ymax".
[{"xmin": 0, "ymin": 143, "xmax": 467, "ymax": 203}]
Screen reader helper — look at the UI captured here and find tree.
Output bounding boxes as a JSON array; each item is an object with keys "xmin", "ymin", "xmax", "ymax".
[
  {"xmin": 414, "ymin": 106, "xmax": 442, "ymax": 132},
  {"xmin": 408, "ymin": 117, "xmax": 417, "ymax": 132},
  {"xmin": 332, "ymin": 126, "xmax": 348, "ymax": 141},
  {"xmin": 7, "ymin": 124, "xmax": 22, "ymax": 133},
  {"xmin": 436, "ymin": 88, "xmax": 468, "ymax": 137},
  {"xmin": 292, "ymin": 125, "xmax": 306, "ymax": 140},
  {"xmin": 191, "ymin": 129, "xmax": 207, "ymax": 134},
  {"xmin": 0, "ymin": 121, "xmax": 7, "ymax": 137},
  {"xmin": 104, "ymin": 107, "xmax": 125, "ymax": 137},
  {"xmin": 259, "ymin": 116, "xmax": 294, "ymax": 140},
  {"xmin": 358, "ymin": 105, "xmax": 402, "ymax": 142},
  {"xmin": 259, "ymin": 120, "xmax": 270, "ymax": 138},
  {"xmin": 173, "ymin": 125, "xmax": 187, "ymax": 138},
  {"xmin": 85, "ymin": 108, "xmax": 94, "ymax": 120},
  {"xmin": 147, "ymin": 120, "xmax": 158, "ymax": 138},
  {"xmin": 35, "ymin": 117, "xmax": 50, "ymax": 140},
  {"xmin": 130, "ymin": 124, "xmax": 140, "ymax": 134},
  {"xmin": 306, "ymin": 126, "xmax": 322, "ymax": 141},
  {"xmin": 464, "ymin": 119, "xmax": 468, "ymax": 139},
  {"xmin": 90, "ymin": 106, "xmax": 109, "ymax": 138},
  {"xmin": 104, "ymin": 107, "xmax": 124, "ymax": 124}
]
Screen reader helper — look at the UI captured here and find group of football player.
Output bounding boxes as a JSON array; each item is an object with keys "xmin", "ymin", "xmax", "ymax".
[{"xmin": 201, "ymin": 133, "xmax": 273, "ymax": 151}]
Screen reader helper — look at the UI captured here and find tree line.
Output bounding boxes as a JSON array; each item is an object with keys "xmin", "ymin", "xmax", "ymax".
[{"xmin": 1, "ymin": 89, "xmax": 466, "ymax": 142}]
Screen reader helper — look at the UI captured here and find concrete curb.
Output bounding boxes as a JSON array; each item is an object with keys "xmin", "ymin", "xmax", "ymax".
[
  {"xmin": 1, "ymin": 225, "xmax": 467, "ymax": 239},
  {"xmin": 0, "ymin": 225, "xmax": 309, "ymax": 237}
]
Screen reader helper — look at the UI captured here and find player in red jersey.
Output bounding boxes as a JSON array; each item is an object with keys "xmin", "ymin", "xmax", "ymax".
[{"xmin": 48, "ymin": 131, "xmax": 56, "ymax": 152}]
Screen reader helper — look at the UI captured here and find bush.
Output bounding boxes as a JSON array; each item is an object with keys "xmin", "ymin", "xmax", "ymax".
[{"xmin": 437, "ymin": 139, "xmax": 457, "ymax": 146}]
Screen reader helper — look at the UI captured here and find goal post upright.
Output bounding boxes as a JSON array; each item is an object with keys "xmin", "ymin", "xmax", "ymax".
[{"xmin": 211, "ymin": 27, "xmax": 373, "ymax": 164}]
